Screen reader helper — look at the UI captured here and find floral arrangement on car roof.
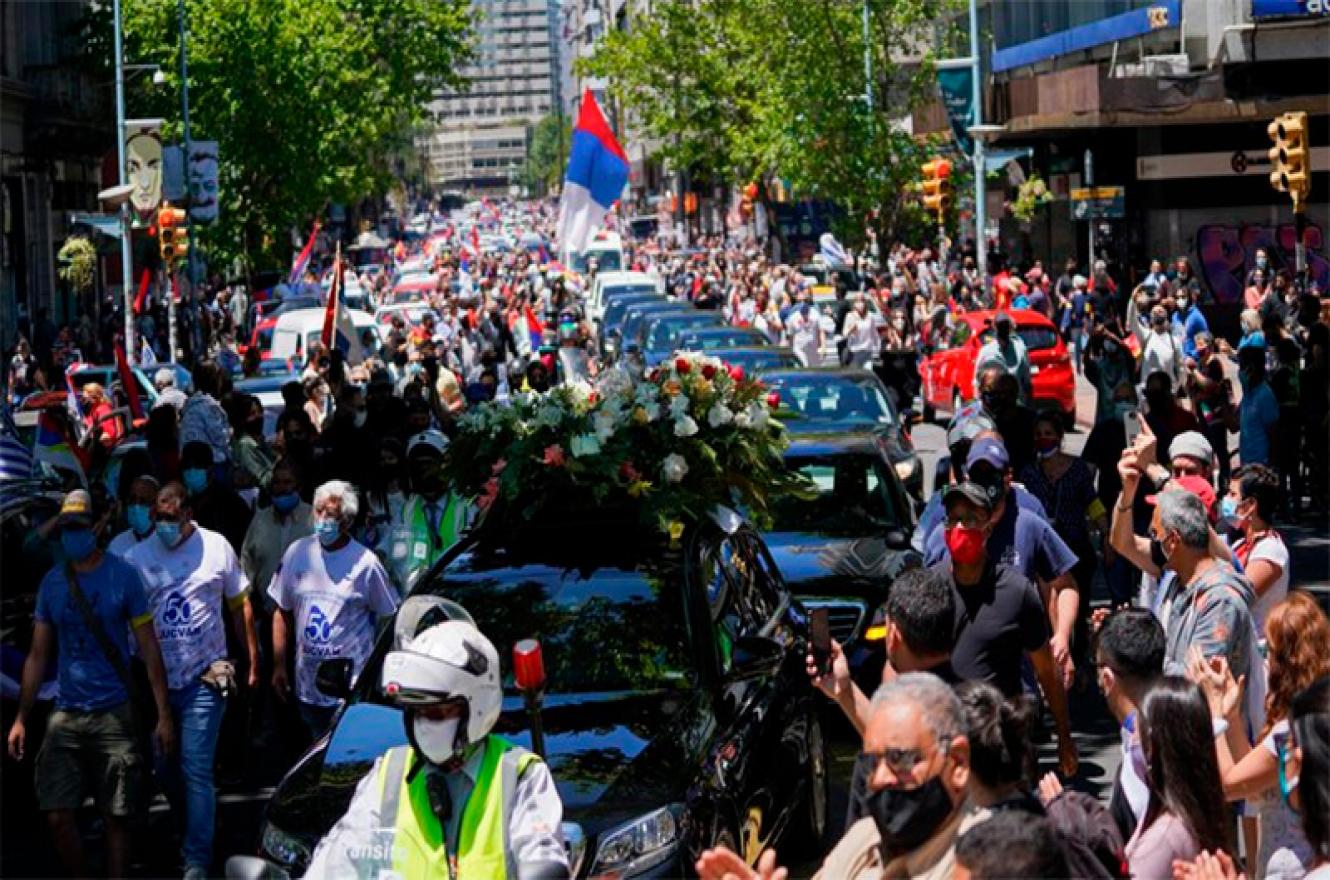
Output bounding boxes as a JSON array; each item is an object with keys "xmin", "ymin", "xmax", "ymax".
[{"xmin": 442, "ymin": 352, "xmax": 809, "ymax": 538}]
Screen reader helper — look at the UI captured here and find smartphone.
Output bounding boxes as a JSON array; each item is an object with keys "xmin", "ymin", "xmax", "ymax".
[
  {"xmin": 1123, "ymin": 408, "xmax": 1143, "ymax": 446},
  {"xmin": 810, "ymin": 608, "xmax": 832, "ymax": 676}
]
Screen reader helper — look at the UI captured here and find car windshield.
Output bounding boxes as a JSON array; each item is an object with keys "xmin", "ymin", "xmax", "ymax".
[
  {"xmin": 766, "ymin": 375, "xmax": 894, "ymax": 425},
  {"xmin": 604, "ymin": 284, "xmax": 657, "ymax": 301},
  {"xmin": 978, "ymin": 325, "xmax": 1058, "ymax": 351},
  {"xmin": 770, "ymin": 455, "xmax": 901, "ymax": 535},
  {"xmin": 572, "ymin": 249, "xmax": 623, "ymax": 273},
  {"xmin": 622, "ymin": 308, "xmax": 685, "ymax": 343},
  {"xmin": 416, "ymin": 560, "xmax": 693, "ymax": 695},
  {"xmin": 602, "ymin": 296, "xmax": 661, "ymax": 329},
  {"xmin": 719, "ymin": 350, "xmax": 798, "ymax": 370},
  {"xmin": 684, "ymin": 330, "xmax": 759, "ymax": 349},
  {"xmin": 647, "ymin": 315, "xmax": 717, "ymax": 350}
]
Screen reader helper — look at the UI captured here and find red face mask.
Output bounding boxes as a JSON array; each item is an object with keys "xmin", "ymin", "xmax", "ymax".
[{"xmin": 945, "ymin": 525, "xmax": 987, "ymax": 565}]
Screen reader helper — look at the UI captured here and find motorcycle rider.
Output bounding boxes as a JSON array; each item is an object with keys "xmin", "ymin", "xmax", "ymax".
[{"xmin": 304, "ymin": 614, "xmax": 569, "ymax": 879}]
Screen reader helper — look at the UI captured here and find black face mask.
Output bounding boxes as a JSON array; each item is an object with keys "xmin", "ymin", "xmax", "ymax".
[
  {"xmin": 1145, "ymin": 390, "xmax": 1171, "ymax": 412},
  {"xmin": 1149, "ymin": 537, "xmax": 1169, "ymax": 570},
  {"xmin": 866, "ymin": 774, "xmax": 957, "ymax": 860}
]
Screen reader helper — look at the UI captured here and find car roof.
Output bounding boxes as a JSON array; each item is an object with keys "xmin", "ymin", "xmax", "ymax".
[
  {"xmin": 763, "ymin": 367, "xmax": 882, "ymax": 382},
  {"xmin": 958, "ymin": 308, "xmax": 1056, "ymax": 329},
  {"xmin": 783, "ymin": 431, "xmax": 885, "ymax": 458},
  {"xmin": 680, "ymin": 326, "xmax": 765, "ymax": 339},
  {"xmin": 596, "ymin": 270, "xmax": 655, "ymax": 286}
]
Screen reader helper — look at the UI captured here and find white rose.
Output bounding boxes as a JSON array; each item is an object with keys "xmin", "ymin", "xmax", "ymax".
[
  {"xmin": 674, "ymin": 415, "xmax": 699, "ymax": 438},
  {"xmin": 661, "ymin": 453, "xmax": 689, "ymax": 483},
  {"xmin": 745, "ymin": 401, "xmax": 769, "ymax": 430},
  {"xmin": 707, "ymin": 403, "xmax": 734, "ymax": 428},
  {"xmin": 734, "ymin": 409, "xmax": 752, "ymax": 428},
  {"xmin": 668, "ymin": 393, "xmax": 690, "ymax": 420}
]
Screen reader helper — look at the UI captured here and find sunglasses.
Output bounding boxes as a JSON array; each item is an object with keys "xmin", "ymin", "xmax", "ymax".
[{"xmin": 854, "ymin": 741, "xmax": 947, "ymax": 782}]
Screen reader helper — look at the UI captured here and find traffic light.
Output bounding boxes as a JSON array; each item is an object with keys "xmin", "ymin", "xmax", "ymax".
[
  {"xmin": 740, "ymin": 182, "xmax": 758, "ymax": 216},
  {"xmin": 920, "ymin": 158, "xmax": 953, "ymax": 224},
  {"xmin": 1268, "ymin": 111, "xmax": 1310, "ymax": 209},
  {"xmin": 157, "ymin": 204, "xmax": 189, "ymax": 264}
]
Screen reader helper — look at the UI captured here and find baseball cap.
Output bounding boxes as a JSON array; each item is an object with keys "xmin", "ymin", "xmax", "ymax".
[
  {"xmin": 58, "ymin": 489, "xmax": 94, "ymax": 527},
  {"xmin": 965, "ymin": 436, "xmax": 1010, "ymax": 473},
  {"xmin": 1168, "ymin": 431, "xmax": 1213, "ymax": 468},
  {"xmin": 993, "ymin": 311, "xmax": 1014, "ymax": 326},
  {"xmin": 1146, "ymin": 475, "xmax": 1218, "ymax": 522},
  {"xmin": 407, "ymin": 429, "xmax": 449, "ymax": 458},
  {"xmin": 943, "ymin": 481, "xmax": 996, "ymax": 512}
]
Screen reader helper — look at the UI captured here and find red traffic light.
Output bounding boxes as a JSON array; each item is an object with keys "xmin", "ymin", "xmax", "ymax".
[
  {"xmin": 743, "ymin": 182, "xmax": 759, "ymax": 201},
  {"xmin": 513, "ymin": 639, "xmax": 546, "ymax": 691}
]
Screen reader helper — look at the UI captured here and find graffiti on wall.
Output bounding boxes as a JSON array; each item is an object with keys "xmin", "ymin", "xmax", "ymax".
[{"xmin": 1196, "ymin": 222, "xmax": 1329, "ymax": 304}]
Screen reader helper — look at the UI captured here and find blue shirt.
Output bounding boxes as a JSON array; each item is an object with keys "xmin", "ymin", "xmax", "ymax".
[
  {"xmin": 925, "ymin": 491, "xmax": 1078, "ymax": 582},
  {"xmin": 34, "ymin": 554, "xmax": 151, "ymax": 711},
  {"xmin": 914, "ymin": 484, "xmax": 1047, "ymax": 554},
  {"xmin": 1172, "ymin": 305, "xmax": 1210, "ymax": 359},
  {"xmin": 1239, "ymin": 381, "xmax": 1279, "ymax": 465}
]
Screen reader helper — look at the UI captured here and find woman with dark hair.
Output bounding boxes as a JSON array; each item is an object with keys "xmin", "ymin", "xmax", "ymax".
[
  {"xmin": 954, "ymin": 680, "xmax": 1041, "ymax": 813},
  {"xmin": 1189, "ymin": 595, "xmax": 1330, "ymax": 880},
  {"xmin": 1128, "ymin": 677, "xmax": 1232, "ymax": 878},
  {"xmin": 1224, "ymin": 464, "xmax": 1289, "ymax": 632},
  {"xmin": 227, "ymin": 392, "xmax": 274, "ymax": 493}
]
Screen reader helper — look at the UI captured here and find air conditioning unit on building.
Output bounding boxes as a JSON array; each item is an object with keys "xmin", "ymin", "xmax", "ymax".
[{"xmin": 1142, "ymin": 53, "xmax": 1191, "ymax": 76}]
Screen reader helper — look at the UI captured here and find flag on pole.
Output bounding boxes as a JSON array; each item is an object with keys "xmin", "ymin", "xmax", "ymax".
[
  {"xmin": 114, "ymin": 343, "xmax": 144, "ymax": 421},
  {"xmin": 320, "ymin": 246, "xmax": 364, "ymax": 363},
  {"xmin": 0, "ymin": 405, "xmax": 40, "ymax": 519},
  {"xmin": 132, "ymin": 268, "xmax": 152, "ymax": 315},
  {"xmin": 556, "ymin": 90, "xmax": 629, "ymax": 262},
  {"xmin": 819, "ymin": 232, "xmax": 851, "ymax": 268},
  {"xmin": 289, "ymin": 220, "xmax": 321, "ymax": 286},
  {"xmin": 33, "ymin": 411, "xmax": 87, "ymax": 485}
]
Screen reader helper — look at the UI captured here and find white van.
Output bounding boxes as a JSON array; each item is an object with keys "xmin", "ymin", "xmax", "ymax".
[
  {"xmin": 570, "ymin": 232, "xmax": 624, "ymax": 275},
  {"xmin": 269, "ymin": 307, "xmax": 376, "ymax": 362},
  {"xmin": 588, "ymin": 270, "xmax": 664, "ymax": 324}
]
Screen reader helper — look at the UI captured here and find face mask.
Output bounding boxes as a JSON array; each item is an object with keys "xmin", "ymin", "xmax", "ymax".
[
  {"xmin": 945, "ymin": 525, "xmax": 986, "ymax": 566},
  {"xmin": 127, "ymin": 504, "xmax": 153, "ymax": 536},
  {"xmin": 866, "ymin": 774, "xmax": 957, "ymax": 859},
  {"xmin": 412, "ymin": 716, "xmax": 461, "ymax": 766},
  {"xmin": 271, "ymin": 492, "xmax": 300, "ymax": 514},
  {"xmin": 1113, "ymin": 401, "xmax": 1136, "ymax": 418},
  {"xmin": 156, "ymin": 521, "xmax": 183, "ymax": 549},
  {"xmin": 353, "ymin": 410, "xmax": 368, "ymax": 429},
  {"xmin": 1278, "ymin": 741, "xmax": 1300, "ymax": 814},
  {"xmin": 1219, "ymin": 496, "xmax": 1240, "ymax": 521},
  {"xmin": 892, "ymin": 319, "xmax": 906, "ymax": 331},
  {"xmin": 61, "ymin": 528, "xmax": 97, "ymax": 561},
  {"xmin": 1257, "ymin": 256, "xmax": 1268, "ymax": 269},
  {"xmin": 1036, "ymin": 439, "xmax": 1060, "ymax": 459},
  {"xmin": 1176, "ymin": 297, "xmax": 1189, "ymax": 310},
  {"xmin": 182, "ymin": 467, "xmax": 209, "ymax": 495},
  {"xmin": 314, "ymin": 518, "xmax": 342, "ymax": 547},
  {"xmin": 1149, "ymin": 536, "xmax": 1169, "ymax": 570}
]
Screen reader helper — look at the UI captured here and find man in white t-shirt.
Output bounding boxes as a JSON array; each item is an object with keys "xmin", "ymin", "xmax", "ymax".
[
  {"xmin": 106, "ymin": 475, "xmax": 160, "ymax": 558},
  {"xmin": 124, "ymin": 482, "xmax": 258, "ymax": 880},
  {"xmin": 843, "ymin": 293, "xmax": 883, "ymax": 370},
  {"xmin": 269, "ymin": 480, "xmax": 398, "ymax": 739}
]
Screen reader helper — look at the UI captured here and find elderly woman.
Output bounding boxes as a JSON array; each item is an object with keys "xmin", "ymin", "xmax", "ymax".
[{"xmin": 268, "ymin": 479, "xmax": 398, "ymax": 738}]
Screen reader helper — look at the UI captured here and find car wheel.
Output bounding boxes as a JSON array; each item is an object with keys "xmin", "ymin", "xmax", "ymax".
[{"xmin": 786, "ymin": 715, "xmax": 829, "ymax": 858}]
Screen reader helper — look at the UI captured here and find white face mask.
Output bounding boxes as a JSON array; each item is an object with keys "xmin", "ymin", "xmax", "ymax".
[
  {"xmin": 413, "ymin": 716, "xmax": 460, "ymax": 765},
  {"xmin": 353, "ymin": 410, "xmax": 368, "ymax": 429}
]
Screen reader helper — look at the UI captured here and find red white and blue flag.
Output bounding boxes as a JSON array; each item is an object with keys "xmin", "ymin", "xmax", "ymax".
[
  {"xmin": 289, "ymin": 220, "xmax": 321, "ymax": 286},
  {"xmin": 320, "ymin": 248, "xmax": 364, "ymax": 364},
  {"xmin": 557, "ymin": 90, "xmax": 628, "ymax": 261}
]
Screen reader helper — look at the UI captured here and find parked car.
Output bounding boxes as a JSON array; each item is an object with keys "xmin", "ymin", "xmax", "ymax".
[
  {"xmin": 701, "ymin": 347, "xmax": 801, "ymax": 374},
  {"xmin": 598, "ymin": 292, "xmax": 666, "ymax": 356},
  {"xmin": 674, "ymin": 326, "xmax": 769, "ymax": 352},
  {"xmin": 918, "ymin": 308, "xmax": 1075, "ymax": 422},
  {"xmin": 768, "ymin": 432, "xmax": 922, "ymax": 688},
  {"xmin": 763, "ymin": 369, "xmax": 923, "ymax": 499},
  {"xmin": 608, "ymin": 301, "xmax": 692, "ymax": 364},
  {"xmin": 634, "ymin": 311, "xmax": 726, "ymax": 368},
  {"xmin": 588, "ymin": 270, "xmax": 663, "ymax": 324},
  {"xmin": 258, "ymin": 509, "xmax": 829, "ymax": 877}
]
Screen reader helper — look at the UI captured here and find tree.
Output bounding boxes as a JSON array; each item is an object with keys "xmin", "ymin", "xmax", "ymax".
[
  {"xmin": 522, "ymin": 114, "xmax": 571, "ymax": 197},
  {"xmin": 93, "ymin": 0, "xmax": 472, "ymax": 273}
]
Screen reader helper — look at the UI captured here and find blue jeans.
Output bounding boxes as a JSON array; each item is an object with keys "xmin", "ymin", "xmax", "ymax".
[{"xmin": 156, "ymin": 681, "xmax": 226, "ymax": 872}]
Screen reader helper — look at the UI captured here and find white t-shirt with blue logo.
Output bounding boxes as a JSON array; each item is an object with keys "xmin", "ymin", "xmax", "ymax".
[
  {"xmin": 126, "ymin": 524, "xmax": 249, "ymax": 690},
  {"xmin": 268, "ymin": 535, "xmax": 398, "ymax": 707}
]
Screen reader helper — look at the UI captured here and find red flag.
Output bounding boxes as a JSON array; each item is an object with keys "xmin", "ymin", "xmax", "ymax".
[
  {"xmin": 470, "ymin": 225, "xmax": 480, "ymax": 255},
  {"xmin": 132, "ymin": 268, "xmax": 152, "ymax": 315},
  {"xmin": 114, "ymin": 343, "xmax": 144, "ymax": 420},
  {"xmin": 321, "ymin": 253, "xmax": 341, "ymax": 351}
]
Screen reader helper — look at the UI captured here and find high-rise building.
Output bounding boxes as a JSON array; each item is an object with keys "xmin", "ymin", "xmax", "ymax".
[{"xmin": 421, "ymin": 0, "xmax": 561, "ymax": 196}]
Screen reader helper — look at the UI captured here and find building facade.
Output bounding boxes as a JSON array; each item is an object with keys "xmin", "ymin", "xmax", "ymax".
[
  {"xmin": 422, "ymin": 0, "xmax": 561, "ymax": 196},
  {"xmin": 1, "ymin": 0, "xmax": 110, "ymax": 352}
]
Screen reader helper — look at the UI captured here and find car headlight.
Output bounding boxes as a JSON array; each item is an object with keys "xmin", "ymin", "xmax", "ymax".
[
  {"xmin": 260, "ymin": 821, "xmax": 312, "ymax": 869},
  {"xmin": 589, "ymin": 804, "xmax": 684, "ymax": 878}
]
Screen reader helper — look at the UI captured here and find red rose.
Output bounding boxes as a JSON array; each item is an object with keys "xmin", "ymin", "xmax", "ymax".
[
  {"xmin": 675, "ymin": 357, "xmax": 691, "ymax": 374},
  {"xmin": 727, "ymin": 365, "xmax": 745, "ymax": 383},
  {"xmin": 766, "ymin": 391, "xmax": 781, "ymax": 410},
  {"xmin": 701, "ymin": 363, "xmax": 717, "ymax": 380}
]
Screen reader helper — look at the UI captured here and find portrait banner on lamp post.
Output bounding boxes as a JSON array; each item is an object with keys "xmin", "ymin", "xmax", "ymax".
[{"xmin": 124, "ymin": 118, "xmax": 164, "ymax": 223}]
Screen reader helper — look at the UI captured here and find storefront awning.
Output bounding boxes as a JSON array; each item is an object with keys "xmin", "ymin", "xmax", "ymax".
[{"xmin": 70, "ymin": 214, "xmax": 123, "ymax": 239}]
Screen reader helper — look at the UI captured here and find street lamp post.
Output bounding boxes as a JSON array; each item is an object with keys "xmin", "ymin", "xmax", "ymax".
[
  {"xmin": 113, "ymin": 0, "xmax": 135, "ymax": 365},
  {"xmin": 967, "ymin": 0, "xmax": 986, "ymax": 281},
  {"xmin": 177, "ymin": 0, "xmax": 197, "ymax": 362}
]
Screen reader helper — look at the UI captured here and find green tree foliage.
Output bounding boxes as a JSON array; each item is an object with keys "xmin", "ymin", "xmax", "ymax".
[
  {"xmin": 109, "ymin": 0, "xmax": 472, "ymax": 271},
  {"xmin": 582, "ymin": 0, "xmax": 963, "ymax": 248},
  {"xmin": 522, "ymin": 113, "xmax": 571, "ymax": 197}
]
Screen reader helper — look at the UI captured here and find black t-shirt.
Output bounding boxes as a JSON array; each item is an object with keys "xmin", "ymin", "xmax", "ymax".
[{"xmin": 939, "ymin": 561, "xmax": 1049, "ymax": 698}]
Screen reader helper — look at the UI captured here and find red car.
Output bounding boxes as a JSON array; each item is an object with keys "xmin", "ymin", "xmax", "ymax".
[{"xmin": 919, "ymin": 308, "xmax": 1075, "ymax": 421}]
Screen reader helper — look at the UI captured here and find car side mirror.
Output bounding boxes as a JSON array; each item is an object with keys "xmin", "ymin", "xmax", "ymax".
[
  {"xmin": 315, "ymin": 658, "xmax": 354, "ymax": 700},
  {"xmin": 727, "ymin": 634, "xmax": 784, "ymax": 680}
]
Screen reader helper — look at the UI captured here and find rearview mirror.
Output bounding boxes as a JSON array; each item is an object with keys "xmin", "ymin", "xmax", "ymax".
[{"xmin": 316, "ymin": 658, "xmax": 354, "ymax": 700}]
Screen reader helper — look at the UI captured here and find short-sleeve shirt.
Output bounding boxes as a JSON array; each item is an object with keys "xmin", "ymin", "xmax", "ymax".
[
  {"xmin": 34, "ymin": 555, "xmax": 152, "ymax": 711},
  {"xmin": 924, "ymin": 494, "xmax": 1078, "ymax": 584},
  {"xmin": 1235, "ymin": 532, "xmax": 1290, "ymax": 631},
  {"xmin": 126, "ymin": 525, "xmax": 249, "ymax": 690},
  {"xmin": 938, "ymin": 561, "xmax": 1050, "ymax": 697},
  {"xmin": 268, "ymin": 536, "xmax": 399, "ymax": 707}
]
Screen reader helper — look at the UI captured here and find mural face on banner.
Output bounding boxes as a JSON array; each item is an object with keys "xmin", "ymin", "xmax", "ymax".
[
  {"xmin": 125, "ymin": 122, "xmax": 163, "ymax": 220},
  {"xmin": 188, "ymin": 142, "xmax": 219, "ymax": 223},
  {"xmin": 1196, "ymin": 222, "xmax": 1328, "ymax": 303}
]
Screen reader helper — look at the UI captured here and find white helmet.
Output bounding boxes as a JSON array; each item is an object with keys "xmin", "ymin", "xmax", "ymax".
[{"xmin": 381, "ymin": 620, "xmax": 501, "ymax": 765}]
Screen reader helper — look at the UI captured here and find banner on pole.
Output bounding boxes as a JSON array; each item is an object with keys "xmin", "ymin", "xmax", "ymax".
[
  {"xmin": 937, "ymin": 68, "xmax": 974, "ymax": 156},
  {"xmin": 188, "ymin": 142, "xmax": 219, "ymax": 223}
]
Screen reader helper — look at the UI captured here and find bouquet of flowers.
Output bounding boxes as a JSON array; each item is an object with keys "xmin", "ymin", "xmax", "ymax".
[
  {"xmin": 1008, "ymin": 174, "xmax": 1054, "ymax": 223},
  {"xmin": 442, "ymin": 352, "xmax": 809, "ymax": 539}
]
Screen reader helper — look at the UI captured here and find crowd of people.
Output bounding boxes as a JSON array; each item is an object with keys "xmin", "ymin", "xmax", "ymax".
[{"xmin": 2, "ymin": 203, "xmax": 1329, "ymax": 880}]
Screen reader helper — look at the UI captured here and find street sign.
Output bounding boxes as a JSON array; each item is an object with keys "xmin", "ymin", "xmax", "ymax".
[{"xmin": 1071, "ymin": 185, "xmax": 1125, "ymax": 220}]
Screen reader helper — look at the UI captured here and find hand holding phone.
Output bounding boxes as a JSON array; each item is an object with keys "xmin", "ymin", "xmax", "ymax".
[
  {"xmin": 1123, "ymin": 409, "xmax": 1143, "ymax": 446},
  {"xmin": 810, "ymin": 608, "xmax": 832, "ymax": 677}
]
